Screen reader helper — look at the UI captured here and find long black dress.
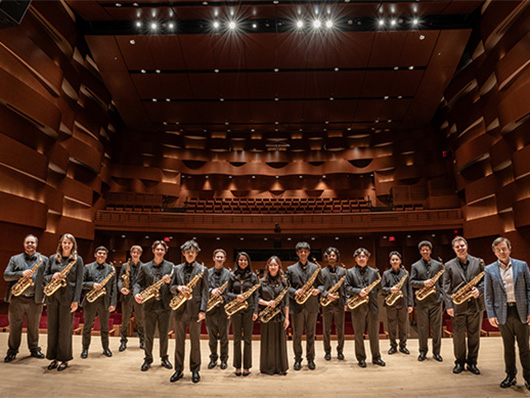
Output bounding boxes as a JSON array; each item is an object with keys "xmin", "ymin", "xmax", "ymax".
[{"xmin": 258, "ymin": 276, "xmax": 289, "ymax": 375}]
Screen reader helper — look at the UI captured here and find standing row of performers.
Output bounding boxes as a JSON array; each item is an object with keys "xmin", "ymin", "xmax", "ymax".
[{"xmin": 3, "ymin": 234, "xmax": 530, "ymax": 390}]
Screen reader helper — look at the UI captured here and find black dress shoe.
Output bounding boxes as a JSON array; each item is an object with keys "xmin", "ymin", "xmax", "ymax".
[
  {"xmin": 103, "ymin": 348, "xmax": 113, "ymax": 357},
  {"xmin": 4, "ymin": 353, "xmax": 16, "ymax": 362},
  {"xmin": 119, "ymin": 342, "xmax": 127, "ymax": 352},
  {"xmin": 47, "ymin": 360, "xmax": 58, "ymax": 370},
  {"xmin": 57, "ymin": 362, "xmax": 68, "ymax": 371},
  {"xmin": 220, "ymin": 361, "xmax": 228, "ymax": 370},
  {"xmin": 242, "ymin": 371, "xmax": 250, "ymax": 377},
  {"xmin": 433, "ymin": 354, "xmax": 443, "ymax": 362},
  {"xmin": 500, "ymin": 375, "xmax": 516, "ymax": 388},
  {"xmin": 293, "ymin": 361, "xmax": 301, "ymax": 371},
  {"xmin": 161, "ymin": 358, "xmax": 173, "ymax": 369},
  {"xmin": 399, "ymin": 347, "xmax": 410, "ymax": 355},
  {"xmin": 324, "ymin": 353, "xmax": 331, "ymax": 361},
  {"xmin": 30, "ymin": 350, "xmax": 45, "ymax": 359},
  {"xmin": 192, "ymin": 371, "xmax": 201, "ymax": 383},
  {"xmin": 80, "ymin": 349, "xmax": 88, "ymax": 359},
  {"xmin": 208, "ymin": 360, "xmax": 217, "ymax": 369},
  {"xmin": 235, "ymin": 370, "xmax": 242, "ymax": 376},
  {"xmin": 337, "ymin": 353, "xmax": 345, "ymax": 361},
  {"xmin": 388, "ymin": 347, "xmax": 397, "ymax": 355},
  {"xmin": 170, "ymin": 370, "xmax": 183, "ymax": 382},
  {"xmin": 452, "ymin": 363, "xmax": 464, "ymax": 374},
  {"xmin": 373, "ymin": 358, "xmax": 386, "ymax": 367},
  {"xmin": 418, "ymin": 352, "xmax": 426, "ymax": 361},
  {"xmin": 141, "ymin": 360, "xmax": 151, "ymax": 371},
  {"xmin": 467, "ymin": 364, "xmax": 480, "ymax": 375},
  {"xmin": 358, "ymin": 360, "xmax": 367, "ymax": 368},
  {"xmin": 308, "ymin": 360, "xmax": 316, "ymax": 370}
]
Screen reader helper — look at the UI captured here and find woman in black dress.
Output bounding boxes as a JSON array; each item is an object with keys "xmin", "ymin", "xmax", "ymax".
[
  {"xmin": 258, "ymin": 256, "xmax": 289, "ymax": 375},
  {"xmin": 226, "ymin": 252, "xmax": 259, "ymax": 376},
  {"xmin": 44, "ymin": 233, "xmax": 84, "ymax": 371}
]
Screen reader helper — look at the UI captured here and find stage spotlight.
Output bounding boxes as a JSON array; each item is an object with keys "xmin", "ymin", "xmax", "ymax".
[
  {"xmin": 296, "ymin": 20, "xmax": 303, "ymax": 28},
  {"xmin": 228, "ymin": 21, "xmax": 236, "ymax": 30},
  {"xmin": 313, "ymin": 19, "xmax": 322, "ymax": 28},
  {"xmin": 412, "ymin": 18, "xmax": 419, "ymax": 25},
  {"xmin": 390, "ymin": 19, "xmax": 397, "ymax": 26},
  {"xmin": 135, "ymin": 21, "xmax": 142, "ymax": 28},
  {"xmin": 213, "ymin": 21, "xmax": 220, "ymax": 29},
  {"xmin": 325, "ymin": 20, "xmax": 333, "ymax": 28},
  {"xmin": 168, "ymin": 22, "xmax": 175, "ymax": 29},
  {"xmin": 378, "ymin": 19, "xmax": 384, "ymax": 26}
]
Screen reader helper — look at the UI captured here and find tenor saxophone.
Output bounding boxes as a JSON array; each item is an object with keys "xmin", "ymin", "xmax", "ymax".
[
  {"xmin": 206, "ymin": 280, "xmax": 229, "ymax": 312},
  {"xmin": 415, "ymin": 259, "xmax": 445, "ymax": 301},
  {"xmin": 224, "ymin": 281, "xmax": 261, "ymax": 317},
  {"xmin": 259, "ymin": 283, "xmax": 290, "ymax": 323},
  {"xmin": 320, "ymin": 274, "xmax": 346, "ymax": 307},
  {"xmin": 121, "ymin": 259, "xmax": 131, "ymax": 291},
  {"xmin": 347, "ymin": 273, "xmax": 381, "ymax": 310},
  {"xmin": 138, "ymin": 270, "xmax": 174, "ymax": 303},
  {"xmin": 451, "ymin": 260, "xmax": 485, "ymax": 305},
  {"xmin": 11, "ymin": 255, "xmax": 43, "ymax": 297},
  {"xmin": 295, "ymin": 260, "xmax": 321, "ymax": 305},
  {"xmin": 170, "ymin": 270, "xmax": 204, "ymax": 310},
  {"xmin": 86, "ymin": 268, "xmax": 116, "ymax": 303},
  {"xmin": 44, "ymin": 255, "xmax": 78, "ymax": 297},
  {"xmin": 384, "ymin": 271, "xmax": 409, "ymax": 307}
]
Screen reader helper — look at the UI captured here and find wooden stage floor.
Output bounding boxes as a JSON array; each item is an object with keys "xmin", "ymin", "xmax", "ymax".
[{"xmin": 0, "ymin": 333, "xmax": 526, "ymax": 397}]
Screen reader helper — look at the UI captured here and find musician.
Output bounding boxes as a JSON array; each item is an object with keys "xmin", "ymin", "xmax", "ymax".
[
  {"xmin": 258, "ymin": 256, "xmax": 289, "ymax": 375},
  {"xmin": 205, "ymin": 248, "xmax": 231, "ymax": 370},
  {"xmin": 44, "ymin": 233, "xmax": 84, "ymax": 371},
  {"xmin": 381, "ymin": 251, "xmax": 413, "ymax": 355},
  {"xmin": 287, "ymin": 242, "xmax": 320, "ymax": 371},
  {"xmin": 443, "ymin": 236, "xmax": 484, "ymax": 375},
  {"xmin": 133, "ymin": 240, "xmax": 173, "ymax": 372},
  {"xmin": 226, "ymin": 252, "xmax": 259, "ymax": 376},
  {"xmin": 170, "ymin": 240, "xmax": 208, "ymax": 384},
  {"xmin": 3, "ymin": 235, "xmax": 47, "ymax": 362},
  {"xmin": 118, "ymin": 245, "xmax": 145, "ymax": 352},
  {"xmin": 411, "ymin": 240, "xmax": 444, "ymax": 362},
  {"xmin": 317, "ymin": 247, "xmax": 346, "ymax": 361},
  {"xmin": 345, "ymin": 248, "xmax": 385, "ymax": 368},
  {"xmin": 80, "ymin": 246, "xmax": 117, "ymax": 359},
  {"xmin": 485, "ymin": 237, "xmax": 530, "ymax": 390}
]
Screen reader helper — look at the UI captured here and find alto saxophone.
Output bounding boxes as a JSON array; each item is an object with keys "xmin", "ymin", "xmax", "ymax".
[
  {"xmin": 259, "ymin": 283, "xmax": 290, "ymax": 323},
  {"xmin": 206, "ymin": 280, "xmax": 229, "ymax": 313},
  {"xmin": 170, "ymin": 270, "xmax": 204, "ymax": 310},
  {"xmin": 224, "ymin": 281, "xmax": 261, "ymax": 317},
  {"xmin": 86, "ymin": 268, "xmax": 116, "ymax": 303},
  {"xmin": 451, "ymin": 259, "xmax": 485, "ymax": 305},
  {"xmin": 121, "ymin": 259, "xmax": 131, "ymax": 291},
  {"xmin": 44, "ymin": 255, "xmax": 78, "ymax": 297},
  {"xmin": 347, "ymin": 273, "xmax": 381, "ymax": 310},
  {"xmin": 415, "ymin": 258, "xmax": 445, "ymax": 301},
  {"xmin": 138, "ymin": 270, "xmax": 174, "ymax": 303},
  {"xmin": 295, "ymin": 260, "xmax": 321, "ymax": 305},
  {"xmin": 320, "ymin": 274, "xmax": 346, "ymax": 307},
  {"xmin": 11, "ymin": 255, "xmax": 43, "ymax": 297},
  {"xmin": 385, "ymin": 271, "xmax": 409, "ymax": 307}
]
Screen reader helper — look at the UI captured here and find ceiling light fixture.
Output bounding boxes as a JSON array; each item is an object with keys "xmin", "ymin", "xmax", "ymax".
[
  {"xmin": 135, "ymin": 21, "xmax": 142, "ymax": 28},
  {"xmin": 213, "ymin": 21, "xmax": 220, "ymax": 29},
  {"xmin": 228, "ymin": 21, "xmax": 236, "ymax": 30},
  {"xmin": 313, "ymin": 19, "xmax": 322, "ymax": 28},
  {"xmin": 325, "ymin": 20, "xmax": 333, "ymax": 28},
  {"xmin": 150, "ymin": 22, "xmax": 158, "ymax": 30},
  {"xmin": 378, "ymin": 19, "xmax": 384, "ymax": 26},
  {"xmin": 296, "ymin": 20, "xmax": 303, "ymax": 28}
]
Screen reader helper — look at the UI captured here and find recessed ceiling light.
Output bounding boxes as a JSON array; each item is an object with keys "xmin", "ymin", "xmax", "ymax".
[
  {"xmin": 141, "ymin": 69, "xmax": 146, "ymax": 73},
  {"xmin": 378, "ymin": 19, "xmax": 384, "ymax": 26},
  {"xmin": 135, "ymin": 21, "xmax": 142, "ymax": 27},
  {"xmin": 129, "ymin": 39, "xmax": 136, "ymax": 44},
  {"xmin": 334, "ymin": 67, "xmax": 339, "ymax": 71},
  {"xmin": 220, "ymin": 98, "xmax": 224, "ymax": 101},
  {"xmin": 252, "ymin": 23, "xmax": 257, "ymax": 28},
  {"xmin": 214, "ymin": 69, "xmax": 219, "ymax": 73},
  {"xmin": 228, "ymin": 21, "xmax": 236, "ymax": 29},
  {"xmin": 408, "ymin": 66, "xmax": 414, "ymax": 70},
  {"xmin": 296, "ymin": 20, "xmax": 303, "ymax": 28},
  {"xmin": 412, "ymin": 18, "xmax": 419, "ymax": 25},
  {"xmin": 274, "ymin": 68, "xmax": 279, "ymax": 72},
  {"xmin": 156, "ymin": 69, "xmax": 161, "ymax": 73},
  {"xmin": 150, "ymin": 22, "xmax": 158, "ymax": 30},
  {"xmin": 168, "ymin": 22, "xmax": 175, "ymax": 29},
  {"xmin": 313, "ymin": 19, "xmax": 322, "ymax": 28},
  {"xmin": 152, "ymin": 98, "xmax": 157, "ymax": 102},
  {"xmin": 213, "ymin": 21, "xmax": 220, "ymax": 29},
  {"xmin": 419, "ymin": 35, "xmax": 425, "ymax": 40},
  {"xmin": 325, "ymin": 20, "xmax": 333, "ymax": 28}
]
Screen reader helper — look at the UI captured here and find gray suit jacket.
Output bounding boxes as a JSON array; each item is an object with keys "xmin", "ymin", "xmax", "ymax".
[
  {"xmin": 4, "ymin": 252, "xmax": 47, "ymax": 304},
  {"xmin": 170, "ymin": 261, "xmax": 209, "ymax": 316},
  {"xmin": 344, "ymin": 266, "xmax": 380, "ymax": 313},
  {"xmin": 484, "ymin": 258, "xmax": 530, "ymax": 325},
  {"xmin": 410, "ymin": 258, "xmax": 445, "ymax": 306},
  {"xmin": 81, "ymin": 262, "xmax": 117, "ymax": 308},
  {"xmin": 286, "ymin": 261, "xmax": 320, "ymax": 314},
  {"xmin": 443, "ymin": 255, "xmax": 485, "ymax": 314}
]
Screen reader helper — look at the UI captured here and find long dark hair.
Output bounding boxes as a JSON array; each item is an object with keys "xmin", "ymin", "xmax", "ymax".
[
  {"xmin": 263, "ymin": 256, "xmax": 286, "ymax": 284},
  {"xmin": 234, "ymin": 251, "xmax": 252, "ymax": 276}
]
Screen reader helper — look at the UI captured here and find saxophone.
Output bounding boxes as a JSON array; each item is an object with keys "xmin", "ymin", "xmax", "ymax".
[
  {"xmin": 138, "ymin": 270, "xmax": 174, "ymax": 303},
  {"xmin": 295, "ymin": 260, "xmax": 321, "ymax": 305},
  {"xmin": 206, "ymin": 280, "xmax": 229, "ymax": 313},
  {"xmin": 224, "ymin": 281, "xmax": 261, "ymax": 317},
  {"xmin": 170, "ymin": 269, "xmax": 204, "ymax": 310},
  {"xmin": 259, "ymin": 283, "xmax": 290, "ymax": 323},
  {"xmin": 385, "ymin": 271, "xmax": 409, "ymax": 306},
  {"xmin": 320, "ymin": 274, "xmax": 346, "ymax": 307},
  {"xmin": 86, "ymin": 268, "xmax": 116, "ymax": 303},
  {"xmin": 451, "ymin": 259, "xmax": 485, "ymax": 305},
  {"xmin": 11, "ymin": 255, "xmax": 43, "ymax": 297},
  {"xmin": 347, "ymin": 273, "xmax": 381, "ymax": 310},
  {"xmin": 121, "ymin": 259, "xmax": 131, "ymax": 291},
  {"xmin": 415, "ymin": 259, "xmax": 445, "ymax": 301},
  {"xmin": 44, "ymin": 255, "xmax": 78, "ymax": 297}
]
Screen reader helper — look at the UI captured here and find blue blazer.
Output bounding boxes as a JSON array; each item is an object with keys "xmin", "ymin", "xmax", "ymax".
[{"xmin": 484, "ymin": 258, "xmax": 530, "ymax": 325}]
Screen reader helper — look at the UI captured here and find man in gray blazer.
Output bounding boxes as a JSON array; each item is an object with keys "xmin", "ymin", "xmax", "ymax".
[{"xmin": 485, "ymin": 237, "xmax": 530, "ymax": 390}]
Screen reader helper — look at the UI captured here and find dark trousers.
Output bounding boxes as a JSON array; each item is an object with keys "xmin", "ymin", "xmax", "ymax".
[
  {"xmin": 174, "ymin": 312, "xmax": 202, "ymax": 372},
  {"xmin": 417, "ymin": 302, "xmax": 442, "ymax": 355},
  {"xmin": 292, "ymin": 308, "xmax": 318, "ymax": 362},
  {"xmin": 120, "ymin": 298, "xmax": 144, "ymax": 344},
  {"xmin": 322, "ymin": 303, "xmax": 345, "ymax": 355},
  {"xmin": 46, "ymin": 299, "xmax": 74, "ymax": 362},
  {"xmin": 452, "ymin": 310, "xmax": 482, "ymax": 365},
  {"xmin": 143, "ymin": 308, "xmax": 170, "ymax": 363},
  {"xmin": 351, "ymin": 305, "xmax": 380, "ymax": 361},
  {"xmin": 206, "ymin": 306, "xmax": 229, "ymax": 362},
  {"xmin": 498, "ymin": 306, "xmax": 530, "ymax": 379},
  {"xmin": 386, "ymin": 303, "xmax": 409, "ymax": 349},
  {"xmin": 82, "ymin": 299, "xmax": 110, "ymax": 350},
  {"xmin": 7, "ymin": 296, "xmax": 42, "ymax": 355},
  {"xmin": 231, "ymin": 308, "xmax": 254, "ymax": 369}
]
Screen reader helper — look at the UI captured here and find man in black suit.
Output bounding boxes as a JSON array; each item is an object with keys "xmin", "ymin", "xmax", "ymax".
[
  {"xmin": 286, "ymin": 241, "xmax": 320, "ymax": 371},
  {"xmin": 80, "ymin": 246, "xmax": 117, "ymax": 358},
  {"xmin": 3, "ymin": 235, "xmax": 47, "ymax": 362},
  {"xmin": 134, "ymin": 240, "xmax": 174, "ymax": 372},
  {"xmin": 169, "ymin": 240, "xmax": 209, "ymax": 383},
  {"xmin": 443, "ymin": 236, "xmax": 484, "ymax": 375},
  {"xmin": 411, "ymin": 240, "xmax": 445, "ymax": 362}
]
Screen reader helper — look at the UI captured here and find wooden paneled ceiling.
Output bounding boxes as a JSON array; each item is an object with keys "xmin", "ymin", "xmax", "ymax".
[{"xmin": 67, "ymin": 0, "xmax": 481, "ymax": 152}]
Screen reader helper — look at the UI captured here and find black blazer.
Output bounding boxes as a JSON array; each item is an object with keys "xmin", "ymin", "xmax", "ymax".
[
  {"xmin": 226, "ymin": 270, "xmax": 259, "ymax": 315},
  {"xmin": 170, "ymin": 261, "xmax": 209, "ymax": 316},
  {"xmin": 44, "ymin": 254, "xmax": 84, "ymax": 305},
  {"xmin": 443, "ymin": 255, "xmax": 485, "ymax": 314},
  {"xmin": 381, "ymin": 267, "xmax": 413, "ymax": 308},
  {"xmin": 344, "ymin": 266, "xmax": 380, "ymax": 313},
  {"xmin": 410, "ymin": 258, "xmax": 445, "ymax": 306},
  {"xmin": 317, "ymin": 265, "xmax": 346, "ymax": 307},
  {"xmin": 286, "ymin": 261, "xmax": 320, "ymax": 315},
  {"xmin": 4, "ymin": 252, "xmax": 47, "ymax": 304},
  {"xmin": 117, "ymin": 260, "xmax": 143, "ymax": 304},
  {"xmin": 133, "ymin": 259, "xmax": 174, "ymax": 311},
  {"xmin": 81, "ymin": 262, "xmax": 117, "ymax": 308},
  {"xmin": 258, "ymin": 277, "xmax": 290, "ymax": 322}
]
